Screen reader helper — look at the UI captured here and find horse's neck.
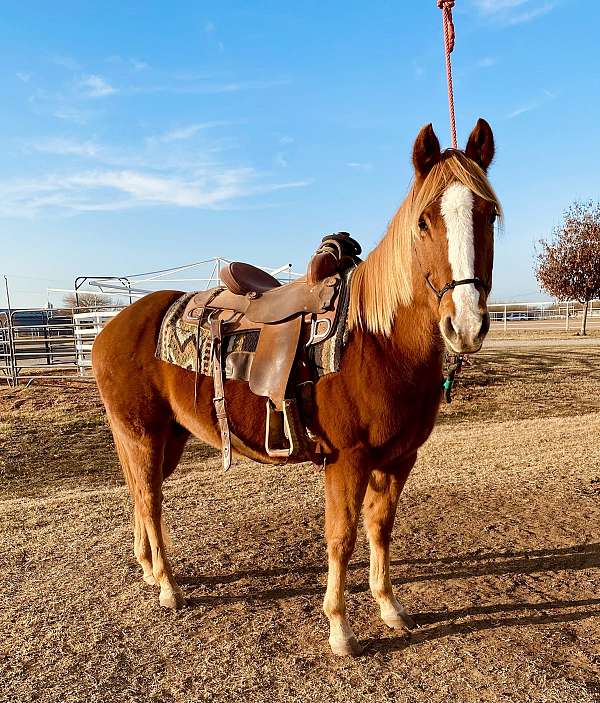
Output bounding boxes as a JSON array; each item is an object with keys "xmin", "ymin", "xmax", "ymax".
[
  {"xmin": 350, "ymin": 226, "xmax": 442, "ymax": 370},
  {"xmin": 391, "ymin": 297, "xmax": 442, "ymax": 365},
  {"xmin": 390, "ymin": 256, "xmax": 442, "ymax": 365}
]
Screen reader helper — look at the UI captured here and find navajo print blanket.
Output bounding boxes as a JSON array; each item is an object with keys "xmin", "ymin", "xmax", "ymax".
[{"xmin": 155, "ymin": 270, "xmax": 353, "ymax": 380}]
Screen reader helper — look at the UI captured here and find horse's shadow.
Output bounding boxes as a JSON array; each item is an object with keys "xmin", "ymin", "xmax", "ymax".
[
  {"xmin": 180, "ymin": 542, "xmax": 600, "ymax": 650},
  {"xmin": 372, "ymin": 597, "xmax": 600, "ymax": 654}
]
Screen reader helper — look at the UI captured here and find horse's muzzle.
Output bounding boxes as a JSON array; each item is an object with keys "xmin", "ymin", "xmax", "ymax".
[{"xmin": 440, "ymin": 311, "xmax": 490, "ymax": 353}]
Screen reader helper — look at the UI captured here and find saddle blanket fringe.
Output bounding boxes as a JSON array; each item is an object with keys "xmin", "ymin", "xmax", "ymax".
[{"xmin": 155, "ymin": 269, "xmax": 353, "ymax": 380}]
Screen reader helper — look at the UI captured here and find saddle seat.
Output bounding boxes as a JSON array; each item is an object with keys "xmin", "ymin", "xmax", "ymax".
[
  {"xmin": 182, "ymin": 232, "xmax": 362, "ymax": 470},
  {"xmin": 220, "ymin": 261, "xmax": 281, "ymax": 296}
]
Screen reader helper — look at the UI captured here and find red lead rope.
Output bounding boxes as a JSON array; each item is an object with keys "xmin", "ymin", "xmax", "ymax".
[{"xmin": 437, "ymin": 0, "xmax": 457, "ymax": 148}]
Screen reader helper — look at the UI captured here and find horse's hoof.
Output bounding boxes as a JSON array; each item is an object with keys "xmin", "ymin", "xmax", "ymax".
[
  {"xmin": 159, "ymin": 589, "xmax": 185, "ymax": 610},
  {"xmin": 329, "ymin": 635, "xmax": 364, "ymax": 657},
  {"xmin": 143, "ymin": 573, "xmax": 157, "ymax": 586},
  {"xmin": 383, "ymin": 609, "xmax": 416, "ymax": 631}
]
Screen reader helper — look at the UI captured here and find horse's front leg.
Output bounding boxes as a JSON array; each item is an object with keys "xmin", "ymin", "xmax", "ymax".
[
  {"xmin": 363, "ymin": 456, "xmax": 417, "ymax": 631},
  {"xmin": 322, "ymin": 452, "xmax": 370, "ymax": 656}
]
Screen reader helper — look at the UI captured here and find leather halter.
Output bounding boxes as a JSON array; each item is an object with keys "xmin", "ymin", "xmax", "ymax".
[{"xmin": 425, "ymin": 275, "xmax": 488, "ymax": 302}]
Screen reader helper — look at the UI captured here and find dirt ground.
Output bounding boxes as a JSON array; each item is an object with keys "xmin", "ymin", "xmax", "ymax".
[
  {"xmin": 488, "ymin": 326, "xmax": 600, "ymax": 340},
  {"xmin": 1, "ymin": 342, "xmax": 600, "ymax": 703}
]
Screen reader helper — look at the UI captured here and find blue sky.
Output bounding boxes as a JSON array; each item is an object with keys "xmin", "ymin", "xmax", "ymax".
[{"xmin": 1, "ymin": 0, "xmax": 597, "ymax": 307}]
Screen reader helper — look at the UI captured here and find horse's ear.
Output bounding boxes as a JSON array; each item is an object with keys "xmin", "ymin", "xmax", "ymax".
[
  {"xmin": 413, "ymin": 123, "xmax": 441, "ymax": 179},
  {"xmin": 465, "ymin": 118, "xmax": 495, "ymax": 171}
]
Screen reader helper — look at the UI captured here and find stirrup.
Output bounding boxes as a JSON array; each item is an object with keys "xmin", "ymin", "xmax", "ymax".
[{"xmin": 265, "ymin": 399, "xmax": 307, "ymax": 460}]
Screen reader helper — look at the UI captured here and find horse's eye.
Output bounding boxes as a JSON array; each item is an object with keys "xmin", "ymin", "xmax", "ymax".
[
  {"xmin": 418, "ymin": 218, "xmax": 428, "ymax": 232},
  {"xmin": 489, "ymin": 210, "xmax": 497, "ymax": 225}
]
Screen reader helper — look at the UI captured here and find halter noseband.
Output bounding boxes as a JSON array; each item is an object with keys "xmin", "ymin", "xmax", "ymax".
[{"xmin": 426, "ymin": 276, "xmax": 488, "ymax": 302}]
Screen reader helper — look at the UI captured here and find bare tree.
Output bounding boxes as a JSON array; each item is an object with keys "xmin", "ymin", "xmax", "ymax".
[
  {"xmin": 63, "ymin": 291, "xmax": 113, "ymax": 311},
  {"xmin": 536, "ymin": 201, "xmax": 600, "ymax": 335}
]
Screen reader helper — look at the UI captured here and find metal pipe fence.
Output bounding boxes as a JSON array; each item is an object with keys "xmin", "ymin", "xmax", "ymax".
[
  {"xmin": 2, "ymin": 296, "xmax": 599, "ymax": 386},
  {"xmin": 0, "ymin": 307, "xmax": 124, "ymax": 385},
  {"xmin": 2, "ymin": 259, "xmax": 303, "ymax": 386}
]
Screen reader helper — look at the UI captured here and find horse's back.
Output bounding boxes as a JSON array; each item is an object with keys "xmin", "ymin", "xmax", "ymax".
[
  {"xmin": 93, "ymin": 291, "xmax": 181, "ymax": 365},
  {"xmin": 92, "ymin": 290, "xmax": 184, "ymax": 412}
]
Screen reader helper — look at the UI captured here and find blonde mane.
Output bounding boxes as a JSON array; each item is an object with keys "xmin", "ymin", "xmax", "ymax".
[{"xmin": 348, "ymin": 151, "xmax": 502, "ymax": 337}]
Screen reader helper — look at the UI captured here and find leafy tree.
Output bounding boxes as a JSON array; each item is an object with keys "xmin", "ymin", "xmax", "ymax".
[
  {"xmin": 63, "ymin": 291, "xmax": 113, "ymax": 310},
  {"xmin": 536, "ymin": 201, "xmax": 600, "ymax": 335}
]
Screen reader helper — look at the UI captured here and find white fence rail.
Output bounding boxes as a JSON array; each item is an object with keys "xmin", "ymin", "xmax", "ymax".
[
  {"xmin": 489, "ymin": 299, "xmax": 600, "ymax": 332},
  {"xmin": 74, "ymin": 310, "xmax": 121, "ymax": 373}
]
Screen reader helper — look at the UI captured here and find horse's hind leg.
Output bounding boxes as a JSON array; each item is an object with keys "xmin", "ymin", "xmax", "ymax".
[
  {"xmin": 114, "ymin": 434, "xmax": 155, "ymax": 585},
  {"xmin": 362, "ymin": 458, "xmax": 416, "ymax": 631},
  {"xmin": 322, "ymin": 453, "xmax": 370, "ymax": 656},
  {"xmin": 113, "ymin": 423, "xmax": 185, "ymax": 609}
]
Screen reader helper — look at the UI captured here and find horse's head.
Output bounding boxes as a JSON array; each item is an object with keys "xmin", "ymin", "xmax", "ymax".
[{"xmin": 411, "ymin": 119, "xmax": 500, "ymax": 354}]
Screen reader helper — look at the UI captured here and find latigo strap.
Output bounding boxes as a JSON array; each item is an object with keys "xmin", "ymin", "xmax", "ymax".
[{"xmin": 210, "ymin": 317, "xmax": 232, "ymax": 471}]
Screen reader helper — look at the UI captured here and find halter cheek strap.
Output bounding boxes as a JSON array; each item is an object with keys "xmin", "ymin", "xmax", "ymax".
[{"xmin": 426, "ymin": 276, "xmax": 488, "ymax": 302}]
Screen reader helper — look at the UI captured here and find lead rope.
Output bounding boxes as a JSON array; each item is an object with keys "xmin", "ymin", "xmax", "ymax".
[
  {"xmin": 443, "ymin": 352, "xmax": 473, "ymax": 403},
  {"xmin": 438, "ymin": 0, "xmax": 460, "ymax": 398},
  {"xmin": 442, "ymin": 352, "xmax": 463, "ymax": 403},
  {"xmin": 437, "ymin": 0, "xmax": 457, "ymax": 148}
]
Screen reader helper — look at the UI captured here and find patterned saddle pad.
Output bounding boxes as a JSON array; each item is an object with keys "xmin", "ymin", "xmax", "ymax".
[{"xmin": 155, "ymin": 272, "xmax": 352, "ymax": 381}]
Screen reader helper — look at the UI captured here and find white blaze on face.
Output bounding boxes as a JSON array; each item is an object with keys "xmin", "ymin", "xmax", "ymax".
[{"xmin": 440, "ymin": 183, "xmax": 481, "ymax": 337}]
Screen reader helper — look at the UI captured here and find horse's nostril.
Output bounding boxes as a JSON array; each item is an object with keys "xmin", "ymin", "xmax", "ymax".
[
  {"xmin": 478, "ymin": 312, "xmax": 490, "ymax": 339},
  {"xmin": 442, "ymin": 315, "xmax": 458, "ymax": 340}
]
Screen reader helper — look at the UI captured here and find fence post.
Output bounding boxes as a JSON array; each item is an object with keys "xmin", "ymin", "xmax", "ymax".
[
  {"xmin": 7, "ymin": 312, "xmax": 18, "ymax": 386},
  {"xmin": 503, "ymin": 304, "xmax": 507, "ymax": 332},
  {"xmin": 43, "ymin": 314, "xmax": 52, "ymax": 365},
  {"xmin": 565, "ymin": 301, "xmax": 569, "ymax": 332}
]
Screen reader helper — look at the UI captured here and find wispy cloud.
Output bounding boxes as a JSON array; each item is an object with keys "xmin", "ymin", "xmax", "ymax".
[
  {"xmin": 506, "ymin": 88, "xmax": 557, "ymax": 119},
  {"xmin": 347, "ymin": 162, "xmax": 373, "ymax": 172},
  {"xmin": 0, "ymin": 168, "xmax": 310, "ymax": 217},
  {"xmin": 25, "ymin": 58, "xmax": 286, "ymax": 125},
  {"xmin": 52, "ymin": 54, "xmax": 81, "ymax": 71},
  {"xmin": 3, "ymin": 127, "xmax": 310, "ymax": 217},
  {"xmin": 51, "ymin": 105, "xmax": 94, "ymax": 125},
  {"xmin": 13, "ymin": 62, "xmax": 304, "ymax": 215},
  {"xmin": 112, "ymin": 77, "xmax": 289, "ymax": 97},
  {"xmin": 506, "ymin": 103, "xmax": 537, "ymax": 119},
  {"xmin": 81, "ymin": 75, "xmax": 116, "ymax": 98},
  {"xmin": 166, "ymin": 79, "xmax": 289, "ymax": 95},
  {"xmin": 204, "ymin": 20, "xmax": 215, "ymax": 33},
  {"xmin": 30, "ymin": 138, "xmax": 101, "ymax": 158},
  {"xmin": 106, "ymin": 55, "xmax": 148, "ymax": 72},
  {"xmin": 412, "ymin": 60, "xmax": 425, "ymax": 80},
  {"xmin": 27, "ymin": 87, "xmax": 97, "ymax": 125},
  {"xmin": 477, "ymin": 56, "xmax": 498, "ymax": 68},
  {"xmin": 475, "ymin": 0, "xmax": 529, "ymax": 12},
  {"xmin": 150, "ymin": 121, "xmax": 238, "ymax": 144},
  {"xmin": 473, "ymin": 0, "xmax": 558, "ymax": 25}
]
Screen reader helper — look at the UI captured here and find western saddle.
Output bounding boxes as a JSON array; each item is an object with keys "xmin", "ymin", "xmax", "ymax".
[{"xmin": 182, "ymin": 232, "xmax": 361, "ymax": 470}]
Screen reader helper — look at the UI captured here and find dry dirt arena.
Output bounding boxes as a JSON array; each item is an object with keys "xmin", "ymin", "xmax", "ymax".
[{"xmin": 1, "ymin": 342, "xmax": 600, "ymax": 703}]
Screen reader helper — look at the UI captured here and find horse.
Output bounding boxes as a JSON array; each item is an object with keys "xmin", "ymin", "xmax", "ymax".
[{"xmin": 92, "ymin": 119, "xmax": 501, "ymax": 656}]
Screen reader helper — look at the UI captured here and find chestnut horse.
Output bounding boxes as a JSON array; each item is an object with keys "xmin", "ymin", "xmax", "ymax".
[{"xmin": 93, "ymin": 119, "xmax": 501, "ymax": 656}]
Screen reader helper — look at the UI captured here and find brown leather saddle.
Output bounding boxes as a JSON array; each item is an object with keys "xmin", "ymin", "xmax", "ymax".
[{"xmin": 182, "ymin": 232, "xmax": 361, "ymax": 469}]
